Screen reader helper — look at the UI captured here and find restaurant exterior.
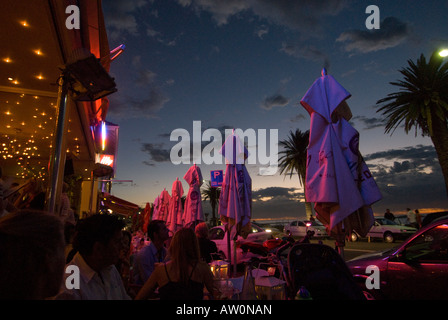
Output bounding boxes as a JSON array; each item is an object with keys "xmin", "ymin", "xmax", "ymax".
[{"xmin": 0, "ymin": 0, "xmax": 135, "ymax": 218}]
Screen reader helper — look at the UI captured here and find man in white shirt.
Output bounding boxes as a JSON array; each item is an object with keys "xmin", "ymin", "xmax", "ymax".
[
  {"xmin": 55, "ymin": 214, "xmax": 131, "ymax": 300},
  {"xmin": 406, "ymin": 207, "xmax": 417, "ymax": 228}
]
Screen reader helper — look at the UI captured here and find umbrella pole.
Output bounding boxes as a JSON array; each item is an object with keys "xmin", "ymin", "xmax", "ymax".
[
  {"xmin": 333, "ymin": 222, "xmax": 346, "ymax": 259},
  {"xmin": 226, "ymin": 224, "xmax": 232, "ymax": 275},
  {"xmin": 233, "ymin": 240, "xmax": 237, "ymax": 277}
]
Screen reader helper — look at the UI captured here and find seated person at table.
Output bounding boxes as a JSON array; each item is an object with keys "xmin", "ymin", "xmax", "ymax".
[
  {"xmin": 195, "ymin": 222, "xmax": 218, "ymax": 263},
  {"xmin": 132, "ymin": 220, "xmax": 170, "ymax": 285},
  {"xmin": 135, "ymin": 227, "xmax": 217, "ymax": 300},
  {"xmin": 54, "ymin": 214, "xmax": 131, "ymax": 300}
]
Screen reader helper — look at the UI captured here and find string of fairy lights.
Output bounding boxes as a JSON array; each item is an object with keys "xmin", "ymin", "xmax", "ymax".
[
  {"xmin": 1, "ymin": 18, "xmax": 104, "ymax": 181},
  {"xmin": 0, "ymin": 93, "xmax": 82, "ymax": 180}
]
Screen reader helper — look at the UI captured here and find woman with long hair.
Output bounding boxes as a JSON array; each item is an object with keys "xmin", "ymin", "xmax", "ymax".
[{"xmin": 135, "ymin": 227, "xmax": 217, "ymax": 300}]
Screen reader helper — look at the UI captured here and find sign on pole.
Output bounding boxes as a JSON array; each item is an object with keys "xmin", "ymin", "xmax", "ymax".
[{"xmin": 210, "ymin": 170, "xmax": 223, "ymax": 187}]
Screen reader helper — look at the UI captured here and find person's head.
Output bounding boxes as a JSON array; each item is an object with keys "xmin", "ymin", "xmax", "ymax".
[
  {"xmin": 72, "ymin": 214, "xmax": 125, "ymax": 271},
  {"xmin": 386, "ymin": 209, "xmax": 390, "ymax": 212},
  {"xmin": 407, "ymin": 208, "xmax": 411, "ymax": 211},
  {"xmin": 169, "ymin": 227, "xmax": 201, "ymax": 283},
  {"xmin": 147, "ymin": 220, "xmax": 169, "ymax": 243},
  {"xmin": 195, "ymin": 222, "xmax": 209, "ymax": 239},
  {"xmin": 0, "ymin": 210, "xmax": 65, "ymax": 299}
]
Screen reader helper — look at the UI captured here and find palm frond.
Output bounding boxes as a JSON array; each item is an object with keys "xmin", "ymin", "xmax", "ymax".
[{"xmin": 376, "ymin": 51, "xmax": 448, "ymax": 137}]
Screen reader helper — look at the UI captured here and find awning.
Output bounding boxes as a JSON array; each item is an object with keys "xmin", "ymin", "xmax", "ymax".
[{"xmin": 101, "ymin": 193, "xmax": 139, "ymax": 218}]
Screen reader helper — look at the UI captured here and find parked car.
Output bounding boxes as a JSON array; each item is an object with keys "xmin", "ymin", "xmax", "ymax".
[
  {"xmin": 283, "ymin": 220, "xmax": 327, "ymax": 238},
  {"xmin": 209, "ymin": 223, "xmax": 273, "ymax": 262},
  {"xmin": 350, "ymin": 218, "xmax": 417, "ymax": 243},
  {"xmin": 346, "ymin": 217, "xmax": 448, "ymax": 299},
  {"xmin": 252, "ymin": 222, "xmax": 286, "ymax": 239},
  {"xmin": 422, "ymin": 211, "xmax": 448, "ymax": 227}
]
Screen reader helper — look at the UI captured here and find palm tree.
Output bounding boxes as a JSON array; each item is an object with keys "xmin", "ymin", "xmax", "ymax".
[
  {"xmin": 278, "ymin": 129, "xmax": 313, "ymax": 218},
  {"xmin": 201, "ymin": 181, "xmax": 221, "ymax": 226},
  {"xmin": 377, "ymin": 51, "xmax": 448, "ymax": 196}
]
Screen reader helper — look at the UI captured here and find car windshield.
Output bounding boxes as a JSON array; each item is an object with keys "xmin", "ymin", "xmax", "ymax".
[{"xmin": 403, "ymin": 223, "xmax": 448, "ymax": 261}]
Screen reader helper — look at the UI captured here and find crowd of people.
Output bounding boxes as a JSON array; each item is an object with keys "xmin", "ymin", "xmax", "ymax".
[
  {"xmin": 0, "ymin": 164, "xmax": 432, "ymax": 300},
  {"xmin": 0, "ymin": 204, "xmax": 220, "ymax": 299},
  {"xmin": 383, "ymin": 207, "xmax": 423, "ymax": 228},
  {"xmin": 0, "ymin": 164, "xmax": 225, "ymax": 300}
]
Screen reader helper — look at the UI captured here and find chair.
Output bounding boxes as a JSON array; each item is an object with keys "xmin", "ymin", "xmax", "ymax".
[{"xmin": 287, "ymin": 243, "xmax": 365, "ymax": 300}]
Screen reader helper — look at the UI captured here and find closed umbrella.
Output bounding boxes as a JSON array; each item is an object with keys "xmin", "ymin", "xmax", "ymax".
[
  {"xmin": 182, "ymin": 164, "xmax": 204, "ymax": 228},
  {"xmin": 157, "ymin": 188, "xmax": 171, "ymax": 222},
  {"xmin": 142, "ymin": 202, "xmax": 152, "ymax": 233},
  {"xmin": 167, "ymin": 177, "xmax": 184, "ymax": 234},
  {"xmin": 300, "ymin": 69, "xmax": 382, "ymax": 256},
  {"xmin": 152, "ymin": 195, "xmax": 160, "ymax": 220},
  {"xmin": 218, "ymin": 131, "xmax": 252, "ymax": 273}
]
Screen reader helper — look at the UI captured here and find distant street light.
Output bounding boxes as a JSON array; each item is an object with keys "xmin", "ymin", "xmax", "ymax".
[{"xmin": 439, "ymin": 49, "xmax": 448, "ymax": 57}]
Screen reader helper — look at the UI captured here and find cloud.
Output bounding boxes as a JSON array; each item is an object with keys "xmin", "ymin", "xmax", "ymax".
[
  {"xmin": 107, "ymin": 55, "xmax": 171, "ymax": 119},
  {"xmin": 108, "ymin": 87, "xmax": 170, "ymax": 119},
  {"xmin": 280, "ymin": 43, "xmax": 330, "ymax": 69},
  {"xmin": 141, "ymin": 143, "xmax": 171, "ymax": 166},
  {"xmin": 260, "ymin": 93, "xmax": 290, "ymax": 110},
  {"xmin": 351, "ymin": 115, "xmax": 387, "ymax": 130},
  {"xmin": 146, "ymin": 27, "xmax": 161, "ymax": 38},
  {"xmin": 102, "ymin": 0, "xmax": 149, "ymax": 39},
  {"xmin": 249, "ymin": 186, "xmax": 308, "ymax": 219},
  {"xmin": 252, "ymin": 187, "xmax": 299, "ymax": 201},
  {"xmin": 289, "ymin": 114, "xmax": 306, "ymax": 123},
  {"xmin": 255, "ymin": 25, "xmax": 269, "ymax": 39},
  {"xmin": 364, "ymin": 144, "xmax": 437, "ymax": 164},
  {"xmin": 337, "ymin": 17, "xmax": 410, "ymax": 53},
  {"xmin": 177, "ymin": 0, "xmax": 348, "ymax": 32},
  {"xmin": 135, "ymin": 69, "xmax": 158, "ymax": 87},
  {"xmin": 133, "ymin": 88, "xmax": 170, "ymax": 113},
  {"xmin": 364, "ymin": 145, "xmax": 447, "ymax": 212},
  {"xmin": 388, "ymin": 161, "xmax": 412, "ymax": 174}
]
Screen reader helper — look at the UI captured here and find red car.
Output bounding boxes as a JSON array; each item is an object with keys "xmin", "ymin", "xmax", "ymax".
[{"xmin": 346, "ymin": 217, "xmax": 448, "ymax": 299}]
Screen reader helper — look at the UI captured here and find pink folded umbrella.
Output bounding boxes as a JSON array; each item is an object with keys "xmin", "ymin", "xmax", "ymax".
[
  {"xmin": 167, "ymin": 177, "xmax": 184, "ymax": 234},
  {"xmin": 218, "ymin": 133, "xmax": 252, "ymax": 237},
  {"xmin": 152, "ymin": 195, "xmax": 160, "ymax": 220},
  {"xmin": 157, "ymin": 188, "xmax": 171, "ymax": 222},
  {"xmin": 300, "ymin": 70, "xmax": 382, "ymax": 254},
  {"xmin": 182, "ymin": 164, "xmax": 204, "ymax": 228},
  {"xmin": 218, "ymin": 132, "xmax": 252, "ymax": 271}
]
